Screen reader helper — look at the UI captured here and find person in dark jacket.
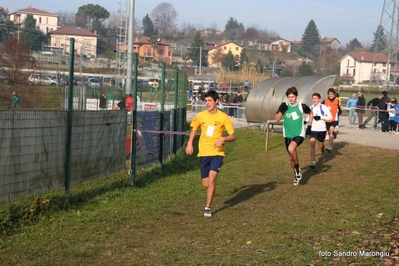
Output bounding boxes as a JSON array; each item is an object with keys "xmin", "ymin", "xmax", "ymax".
[
  {"xmin": 379, "ymin": 91, "xmax": 389, "ymax": 132},
  {"xmin": 356, "ymin": 91, "xmax": 366, "ymax": 129},
  {"xmin": 99, "ymin": 92, "xmax": 107, "ymax": 110},
  {"xmin": 117, "ymin": 95, "xmax": 126, "ymax": 110},
  {"xmin": 363, "ymin": 94, "xmax": 380, "ymax": 129}
]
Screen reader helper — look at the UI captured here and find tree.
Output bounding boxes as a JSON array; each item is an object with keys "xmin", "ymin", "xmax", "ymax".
[
  {"xmin": 346, "ymin": 38, "xmax": 363, "ymax": 52},
  {"xmin": 222, "ymin": 50, "xmax": 235, "ymax": 71},
  {"xmin": 224, "ymin": 17, "xmax": 244, "ymax": 40},
  {"xmin": 56, "ymin": 11, "xmax": 76, "ymax": 27},
  {"xmin": 75, "ymin": 4, "xmax": 110, "ymax": 32},
  {"xmin": 240, "ymin": 27, "xmax": 258, "ymax": 41},
  {"xmin": 239, "ymin": 48, "xmax": 248, "ymax": 68},
  {"xmin": 298, "ymin": 62, "xmax": 313, "ymax": 77},
  {"xmin": 209, "ymin": 47, "xmax": 225, "ymax": 67},
  {"xmin": 0, "ymin": 19, "xmax": 15, "ymax": 43},
  {"xmin": 151, "ymin": 2, "xmax": 178, "ymax": 38},
  {"xmin": 142, "ymin": 14, "xmax": 156, "ymax": 37},
  {"xmin": 301, "ymin": 19, "xmax": 320, "ymax": 56},
  {"xmin": 0, "ymin": 36, "xmax": 33, "ymax": 85},
  {"xmin": 20, "ymin": 14, "xmax": 45, "ymax": 50},
  {"xmin": 370, "ymin": 25, "xmax": 387, "ymax": 53},
  {"xmin": 187, "ymin": 31, "xmax": 206, "ymax": 67}
]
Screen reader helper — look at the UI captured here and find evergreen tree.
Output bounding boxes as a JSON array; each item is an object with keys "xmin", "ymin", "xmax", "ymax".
[
  {"xmin": 187, "ymin": 31, "xmax": 207, "ymax": 67},
  {"xmin": 20, "ymin": 14, "xmax": 44, "ymax": 50},
  {"xmin": 224, "ymin": 17, "xmax": 244, "ymax": 40},
  {"xmin": 346, "ymin": 38, "xmax": 363, "ymax": 52},
  {"xmin": 142, "ymin": 14, "xmax": 156, "ymax": 37},
  {"xmin": 301, "ymin": 19, "xmax": 320, "ymax": 56},
  {"xmin": 298, "ymin": 62, "xmax": 313, "ymax": 77},
  {"xmin": 370, "ymin": 25, "xmax": 387, "ymax": 53},
  {"xmin": 222, "ymin": 50, "xmax": 235, "ymax": 71},
  {"xmin": 239, "ymin": 48, "xmax": 248, "ymax": 69}
]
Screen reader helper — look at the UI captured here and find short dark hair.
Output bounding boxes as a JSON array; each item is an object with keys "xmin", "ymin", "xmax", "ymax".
[
  {"xmin": 312, "ymin": 92, "xmax": 321, "ymax": 99},
  {"xmin": 286, "ymin": 87, "xmax": 298, "ymax": 97},
  {"xmin": 204, "ymin": 90, "xmax": 219, "ymax": 101},
  {"xmin": 327, "ymin": 88, "xmax": 336, "ymax": 95}
]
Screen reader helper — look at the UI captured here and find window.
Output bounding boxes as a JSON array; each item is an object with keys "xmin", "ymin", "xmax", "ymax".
[
  {"xmin": 159, "ymin": 49, "xmax": 164, "ymax": 55},
  {"xmin": 235, "ymin": 47, "xmax": 238, "ymax": 51},
  {"xmin": 46, "ymin": 18, "xmax": 48, "ymax": 24},
  {"xmin": 347, "ymin": 59, "xmax": 349, "ymax": 66},
  {"xmin": 353, "ymin": 69, "xmax": 356, "ymax": 76},
  {"xmin": 147, "ymin": 49, "xmax": 152, "ymax": 56},
  {"xmin": 39, "ymin": 17, "xmax": 42, "ymax": 23}
]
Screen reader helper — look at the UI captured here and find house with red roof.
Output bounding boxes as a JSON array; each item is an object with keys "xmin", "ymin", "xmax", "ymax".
[
  {"xmin": 47, "ymin": 27, "xmax": 98, "ymax": 58},
  {"xmin": 339, "ymin": 52, "xmax": 390, "ymax": 84},
  {"xmin": 9, "ymin": 7, "xmax": 58, "ymax": 35},
  {"xmin": 118, "ymin": 37, "xmax": 172, "ymax": 65}
]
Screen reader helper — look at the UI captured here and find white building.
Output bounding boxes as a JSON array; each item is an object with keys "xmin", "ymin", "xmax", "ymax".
[
  {"xmin": 9, "ymin": 7, "xmax": 58, "ymax": 35},
  {"xmin": 339, "ymin": 52, "xmax": 390, "ymax": 84}
]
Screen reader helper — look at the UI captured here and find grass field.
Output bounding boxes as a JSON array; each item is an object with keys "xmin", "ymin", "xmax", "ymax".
[{"xmin": 0, "ymin": 128, "xmax": 399, "ymax": 265}]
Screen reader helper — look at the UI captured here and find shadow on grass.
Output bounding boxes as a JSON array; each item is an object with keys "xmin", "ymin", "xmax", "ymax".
[
  {"xmin": 214, "ymin": 181, "xmax": 277, "ymax": 214},
  {"xmin": 300, "ymin": 141, "xmax": 348, "ymax": 185}
]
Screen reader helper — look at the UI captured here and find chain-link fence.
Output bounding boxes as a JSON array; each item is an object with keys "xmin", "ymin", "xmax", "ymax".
[{"xmin": 0, "ymin": 55, "xmax": 188, "ymax": 201}]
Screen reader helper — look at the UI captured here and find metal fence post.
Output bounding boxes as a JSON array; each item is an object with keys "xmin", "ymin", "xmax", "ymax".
[{"xmin": 65, "ymin": 38, "xmax": 75, "ymax": 195}]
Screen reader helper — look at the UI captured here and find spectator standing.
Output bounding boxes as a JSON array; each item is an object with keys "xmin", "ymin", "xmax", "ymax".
[
  {"xmin": 99, "ymin": 91, "xmax": 107, "ymax": 110},
  {"xmin": 356, "ymin": 91, "xmax": 366, "ymax": 129},
  {"xmin": 243, "ymin": 80, "xmax": 250, "ymax": 91},
  {"xmin": 117, "ymin": 95, "xmax": 126, "ymax": 110},
  {"xmin": 227, "ymin": 93, "xmax": 235, "ymax": 117},
  {"xmin": 191, "ymin": 92, "xmax": 198, "ymax": 112},
  {"xmin": 379, "ymin": 91, "xmax": 389, "ymax": 132},
  {"xmin": 276, "ymin": 87, "xmax": 313, "ymax": 185},
  {"xmin": 236, "ymin": 91, "xmax": 244, "ymax": 118},
  {"xmin": 363, "ymin": 94, "xmax": 380, "ymax": 129},
  {"xmin": 387, "ymin": 98, "xmax": 397, "ymax": 133},
  {"xmin": 394, "ymin": 98, "xmax": 399, "ymax": 134},
  {"xmin": 125, "ymin": 94, "xmax": 134, "ymax": 125},
  {"xmin": 321, "ymin": 88, "xmax": 340, "ymax": 153},
  {"xmin": 308, "ymin": 93, "xmax": 333, "ymax": 168},
  {"xmin": 117, "ymin": 82, "xmax": 123, "ymax": 100},
  {"xmin": 346, "ymin": 93, "xmax": 358, "ymax": 125},
  {"xmin": 185, "ymin": 90, "xmax": 236, "ymax": 217},
  {"xmin": 12, "ymin": 91, "xmax": 19, "ymax": 109}
]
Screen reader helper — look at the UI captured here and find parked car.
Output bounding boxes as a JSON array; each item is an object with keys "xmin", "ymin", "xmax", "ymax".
[
  {"xmin": 83, "ymin": 77, "xmax": 101, "ymax": 87},
  {"xmin": 60, "ymin": 76, "xmax": 78, "ymax": 86},
  {"xmin": 28, "ymin": 74, "xmax": 55, "ymax": 86}
]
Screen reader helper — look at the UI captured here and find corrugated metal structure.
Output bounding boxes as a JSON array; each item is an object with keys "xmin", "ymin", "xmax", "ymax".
[{"xmin": 245, "ymin": 75, "xmax": 336, "ymax": 123}]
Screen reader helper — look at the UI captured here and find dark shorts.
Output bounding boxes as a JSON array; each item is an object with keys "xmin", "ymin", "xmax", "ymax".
[
  {"xmin": 309, "ymin": 131, "xmax": 327, "ymax": 142},
  {"xmin": 200, "ymin": 156, "xmax": 224, "ymax": 178},
  {"xmin": 284, "ymin": 136, "xmax": 304, "ymax": 151},
  {"xmin": 326, "ymin": 121, "xmax": 338, "ymax": 129}
]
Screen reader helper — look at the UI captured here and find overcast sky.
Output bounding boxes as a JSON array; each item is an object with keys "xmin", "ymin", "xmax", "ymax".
[{"xmin": 6, "ymin": 0, "xmax": 383, "ymax": 46}]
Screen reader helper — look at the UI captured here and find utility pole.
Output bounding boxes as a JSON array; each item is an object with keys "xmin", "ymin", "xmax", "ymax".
[
  {"xmin": 369, "ymin": 0, "xmax": 399, "ymax": 89},
  {"xmin": 125, "ymin": 0, "xmax": 135, "ymax": 94},
  {"xmin": 199, "ymin": 46, "xmax": 202, "ymax": 75}
]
